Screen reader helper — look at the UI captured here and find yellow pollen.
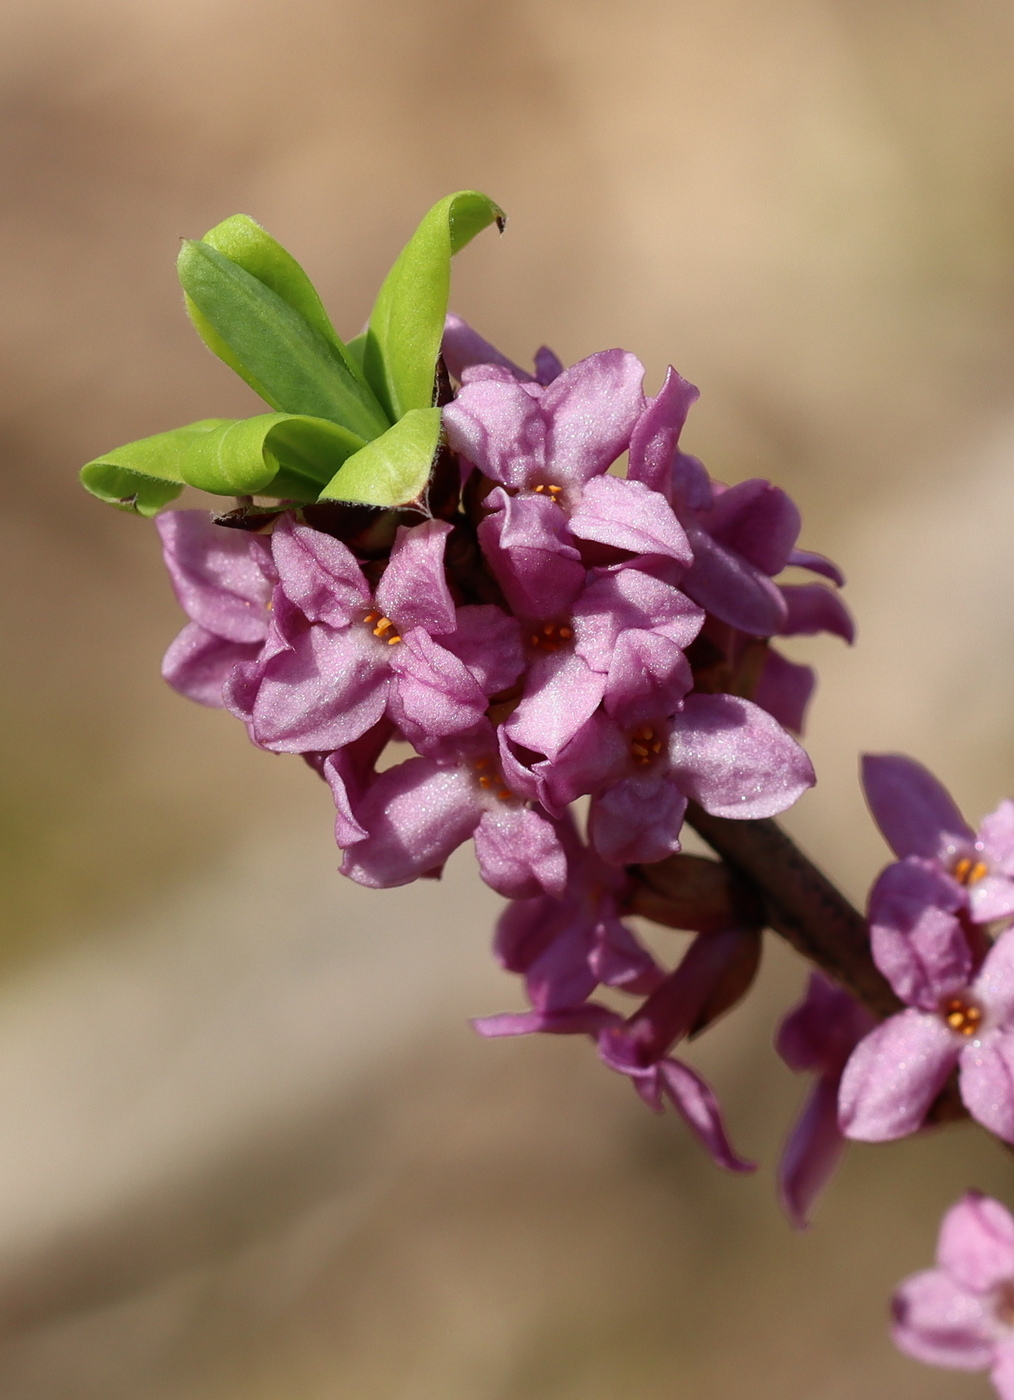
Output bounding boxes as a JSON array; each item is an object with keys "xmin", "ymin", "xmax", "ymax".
[
  {"xmin": 532, "ymin": 483, "xmax": 563, "ymax": 498},
  {"xmin": 942, "ymin": 997, "xmax": 983, "ymax": 1037},
  {"xmin": 628, "ymin": 723, "xmax": 664, "ymax": 766},
  {"xmin": 954, "ymin": 856, "xmax": 989, "ymax": 886},
  {"xmin": 529, "ymin": 620, "xmax": 574, "ymax": 652},
  {"xmin": 478, "ymin": 775, "xmax": 494, "ymax": 789}
]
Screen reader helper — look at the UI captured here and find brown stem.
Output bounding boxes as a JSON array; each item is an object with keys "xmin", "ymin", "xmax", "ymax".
[{"xmin": 630, "ymin": 805, "xmax": 969, "ymax": 1127}]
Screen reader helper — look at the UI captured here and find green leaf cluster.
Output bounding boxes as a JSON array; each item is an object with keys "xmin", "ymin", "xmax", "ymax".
[{"xmin": 81, "ymin": 192, "xmax": 503, "ymax": 515}]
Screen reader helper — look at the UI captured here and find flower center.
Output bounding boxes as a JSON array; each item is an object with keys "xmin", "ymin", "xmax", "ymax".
[
  {"xmin": 529, "ymin": 620, "xmax": 574, "ymax": 652},
  {"xmin": 473, "ymin": 756, "xmax": 512, "ymax": 803},
  {"xmin": 363, "ymin": 610, "xmax": 402, "ymax": 645},
  {"xmin": 531, "ymin": 482, "xmax": 563, "ymax": 501},
  {"xmin": 940, "ymin": 995, "xmax": 983, "ymax": 1037},
  {"xmin": 628, "ymin": 723, "xmax": 665, "ymax": 767},
  {"xmin": 953, "ymin": 854, "xmax": 988, "ymax": 885}
]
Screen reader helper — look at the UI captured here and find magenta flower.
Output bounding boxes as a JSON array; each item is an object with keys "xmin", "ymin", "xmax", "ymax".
[
  {"xmin": 330, "ymin": 721, "xmax": 567, "ymax": 900},
  {"xmin": 156, "ymin": 510, "xmax": 275, "ymax": 706},
  {"xmin": 476, "ymin": 925, "xmax": 759, "ymax": 1172},
  {"xmin": 501, "ymin": 564, "xmax": 705, "ymax": 764},
  {"xmin": 775, "ymin": 973, "xmax": 876, "ymax": 1228},
  {"xmin": 444, "ymin": 351, "xmax": 693, "ymax": 603},
  {"xmin": 225, "ymin": 516, "xmax": 521, "ymax": 754},
  {"xmin": 628, "ymin": 368, "xmax": 852, "ymax": 737},
  {"xmin": 493, "ymin": 819, "xmax": 662, "ymax": 1011},
  {"xmin": 529, "ymin": 691, "xmax": 815, "ymax": 865},
  {"xmin": 441, "ymin": 313, "xmax": 563, "ymax": 386},
  {"xmin": 892, "ymin": 1192, "xmax": 1014, "ymax": 1398},
  {"xmin": 839, "ymin": 871, "xmax": 1014, "ymax": 1142},
  {"xmin": 863, "ymin": 754, "xmax": 1014, "ymax": 923}
]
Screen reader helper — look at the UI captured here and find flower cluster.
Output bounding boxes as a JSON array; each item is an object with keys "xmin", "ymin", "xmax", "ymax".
[
  {"xmin": 893, "ymin": 1192, "xmax": 1014, "ymax": 1398},
  {"xmin": 156, "ymin": 316, "xmax": 851, "ymax": 1164},
  {"xmin": 842, "ymin": 754, "xmax": 1014, "ymax": 1144},
  {"xmin": 777, "ymin": 756, "xmax": 1014, "ymax": 1224}
]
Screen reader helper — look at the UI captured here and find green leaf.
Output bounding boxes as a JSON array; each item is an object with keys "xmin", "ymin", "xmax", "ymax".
[
  {"xmin": 364, "ymin": 191, "xmax": 504, "ymax": 420},
  {"xmin": 318, "ymin": 406, "xmax": 442, "ymax": 507},
  {"xmin": 81, "ymin": 413, "xmax": 367, "ymax": 514},
  {"xmin": 178, "ymin": 240, "xmax": 391, "ymax": 441}
]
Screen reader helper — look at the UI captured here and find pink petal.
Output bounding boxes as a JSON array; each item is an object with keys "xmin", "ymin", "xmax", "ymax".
[
  {"xmin": 891, "ymin": 1268, "xmax": 996, "ymax": 1370},
  {"xmin": 838, "ymin": 1011, "xmax": 958, "ymax": 1141},
  {"xmin": 473, "ymin": 804, "xmax": 568, "ymax": 899},
  {"xmin": 540, "ymin": 349, "xmax": 645, "ymax": 485},
  {"xmin": 776, "ymin": 973, "xmax": 876, "ymax": 1074},
  {"xmin": 861, "ymin": 753, "xmax": 975, "ymax": 861},
  {"xmin": 786, "ymin": 547, "xmax": 845, "ymax": 586},
  {"xmin": 533, "ymin": 345, "xmax": 564, "ymax": 385},
  {"xmin": 868, "ymin": 859, "xmax": 969, "ymax": 1010},
  {"xmin": 603, "ymin": 630, "xmax": 693, "ymax": 724},
  {"xmin": 703, "ymin": 479, "xmax": 800, "ymax": 575},
  {"xmin": 388, "ymin": 629, "xmax": 488, "ymax": 742},
  {"xmin": 959, "ymin": 1029, "xmax": 1014, "ymax": 1142},
  {"xmin": 477, "ymin": 488, "xmax": 585, "ymax": 618},
  {"xmin": 442, "ymin": 313, "xmax": 532, "ymax": 382},
  {"xmin": 440, "ymin": 604, "xmax": 525, "ymax": 696},
  {"xmin": 162, "ymin": 623, "xmax": 258, "ymax": 707},
  {"xmin": 778, "ymin": 1075, "xmax": 848, "ymax": 1229},
  {"xmin": 589, "ymin": 774, "xmax": 687, "ymax": 866},
  {"xmin": 505, "ymin": 650, "xmax": 606, "ymax": 762},
  {"xmin": 442, "ymin": 377, "xmax": 546, "ymax": 488},
  {"xmin": 571, "ymin": 566, "xmax": 703, "ymax": 671},
  {"xmin": 752, "ymin": 649, "xmax": 815, "ymax": 736},
  {"xmin": 680, "ymin": 524, "xmax": 788, "ymax": 636},
  {"xmin": 658, "ymin": 1058, "xmax": 756, "ymax": 1172},
  {"xmin": 568, "ymin": 475, "xmax": 693, "ymax": 564},
  {"xmin": 778, "ymin": 583, "xmax": 855, "ymax": 644},
  {"xmin": 340, "ymin": 757, "xmax": 481, "ymax": 887},
  {"xmin": 156, "ymin": 510, "xmax": 273, "ymax": 643},
  {"xmin": 270, "ymin": 515, "xmax": 369, "ymax": 627},
  {"xmin": 980, "ymin": 801, "xmax": 1014, "ymax": 874},
  {"xmin": 975, "ymin": 929, "xmax": 1014, "ymax": 1026},
  {"xmin": 374, "ymin": 519, "xmax": 456, "ymax": 635},
  {"xmin": 246, "ymin": 622, "xmax": 388, "ymax": 753},
  {"xmin": 938, "ymin": 1192, "xmax": 1014, "ymax": 1295},
  {"xmin": 992, "ymin": 1339, "xmax": 1014, "ymax": 1400},
  {"xmin": 627, "ymin": 365, "xmax": 699, "ymax": 494},
  {"xmin": 473, "ymin": 1004, "xmax": 619, "ymax": 1038},
  {"xmin": 666, "ymin": 693, "xmax": 815, "ymax": 819}
]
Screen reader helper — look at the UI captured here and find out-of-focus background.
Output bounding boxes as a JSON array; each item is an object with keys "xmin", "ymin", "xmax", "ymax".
[{"xmin": 3, "ymin": 0, "xmax": 1014, "ymax": 1395}]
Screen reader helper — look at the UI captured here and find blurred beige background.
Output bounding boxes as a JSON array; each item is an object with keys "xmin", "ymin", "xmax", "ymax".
[{"xmin": 3, "ymin": 0, "xmax": 1014, "ymax": 1395}]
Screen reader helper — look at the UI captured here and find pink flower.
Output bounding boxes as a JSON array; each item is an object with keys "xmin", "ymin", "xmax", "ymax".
[
  {"xmin": 863, "ymin": 754, "xmax": 1014, "ymax": 923},
  {"xmin": 839, "ymin": 887, "xmax": 1014, "ymax": 1142},
  {"xmin": 155, "ymin": 510, "xmax": 274, "ymax": 706},
  {"xmin": 892, "ymin": 1192, "xmax": 1014, "ymax": 1398},
  {"xmin": 775, "ymin": 973, "xmax": 875, "ymax": 1228},
  {"xmin": 226, "ymin": 516, "xmax": 521, "ymax": 754},
  {"xmin": 476, "ymin": 923, "xmax": 760, "ymax": 1172}
]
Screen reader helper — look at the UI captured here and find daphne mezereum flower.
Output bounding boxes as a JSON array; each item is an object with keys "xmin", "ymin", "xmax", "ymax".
[
  {"xmin": 775, "ymin": 973, "xmax": 875, "ymax": 1228},
  {"xmin": 839, "ymin": 861, "xmax": 1014, "ymax": 1142},
  {"xmin": 526, "ymin": 692, "xmax": 815, "ymax": 866},
  {"xmin": 863, "ymin": 753, "xmax": 1014, "ymax": 923},
  {"xmin": 476, "ymin": 923, "xmax": 761, "ymax": 1172},
  {"xmin": 892, "ymin": 1192, "xmax": 1014, "ymax": 1398},
  {"xmin": 491, "ymin": 814, "xmax": 663, "ymax": 1011},
  {"xmin": 330, "ymin": 721, "xmax": 567, "ymax": 900},
  {"xmin": 156, "ymin": 509, "xmax": 275, "ymax": 706},
  {"xmin": 226, "ymin": 515, "xmax": 523, "ymax": 753}
]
